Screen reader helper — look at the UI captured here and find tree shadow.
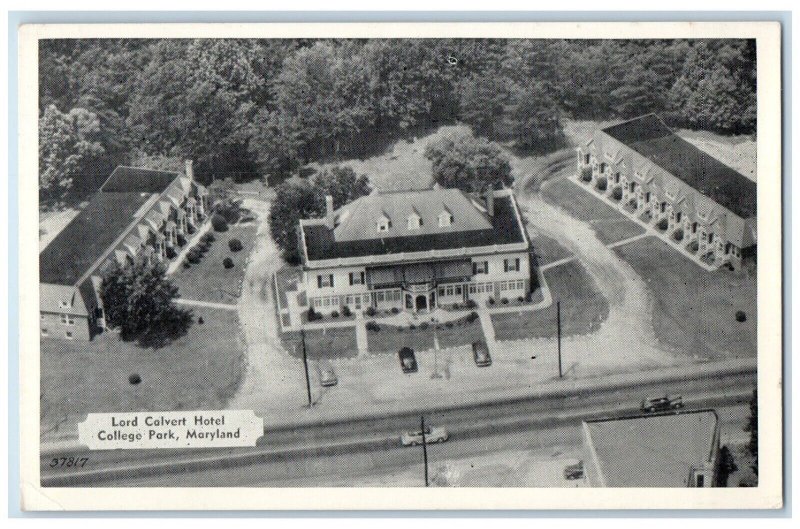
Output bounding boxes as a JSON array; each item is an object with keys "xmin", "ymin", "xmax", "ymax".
[{"xmin": 135, "ymin": 306, "xmax": 195, "ymax": 349}]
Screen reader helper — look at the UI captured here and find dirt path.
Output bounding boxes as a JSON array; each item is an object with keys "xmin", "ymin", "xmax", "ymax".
[
  {"xmin": 228, "ymin": 197, "xmax": 308, "ymax": 411},
  {"xmin": 517, "ymin": 180, "xmax": 679, "ymax": 371}
]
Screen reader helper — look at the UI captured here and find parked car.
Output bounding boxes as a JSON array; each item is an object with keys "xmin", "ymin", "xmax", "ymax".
[
  {"xmin": 319, "ymin": 363, "xmax": 338, "ymax": 387},
  {"xmin": 400, "ymin": 426, "xmax": 448, "ymax": 446},
  {"xmin": 472, "ymin": 340, "xmax": 492, "ymax": 367},
  {"xmin": 563, "ymin": 461, "xmax": 584, "ymax": 480},
  {"xmin": 399, "ymin": 347, "xmax": 418, "ymax": 373},
  {"xmin": 640, "ymin": 395, "xmax": 684, "ymax": 413}
]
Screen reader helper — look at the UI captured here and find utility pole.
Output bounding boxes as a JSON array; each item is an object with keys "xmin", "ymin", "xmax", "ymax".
[
  {"xmin": 420, "ymin": 415, "xmax": 429, "ymax": 487},
  {"xmin": 556, "ymin": 300, "xmax": 563, "ymax": 378},
  {"xmin": 300, "ymin": 329, "xmax": 313, "ymax": 408}
]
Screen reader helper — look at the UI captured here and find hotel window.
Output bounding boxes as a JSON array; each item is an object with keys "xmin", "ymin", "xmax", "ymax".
[
  {"xmin": 584, "ymin": 153, "xmax": 590, "ymax": 164},
  {"xmin": 376, "ymin": 292, "xmax": 385, "ymax": 302},
  {"xmin": 614, "ymin": 172, "xmax": 620, "ymax": 184},
  {"xmin": 473, "ymin": 261, "xmax": 489, "ymax": 275},
  {"xmin": 317, "ymin": 274, "xmax": 334, "ymax": 288},
  {"xmin": 377, "ymin": 218, "xmax": 390, "ymax": 232},
  {"xmin": 708, "ymin": 233, "xmax": 714, "ymax": 244},
  {"xmin": 60, "ymin": 314, "xmax": 74, "ymax": 326},
  {"xmin": 599, "ymin": 162, "xmax": 606, "ymax": 173},
  {"xmin": 468, "ymin": 285, "xmax": 476, "ymax": 294},
  {"xmin": 660, "ymin": 202, "xmax": 666, "ymax": 213},
  {"xmin": 65, "ymin": 331, "xmax": 74, "ymax": 340},
  {"xmin": 59, "ymin": 300, "xmax": 69, "ymax": 309},
  {"xmin": 645, "ymin": 192, "xmax": 651, "ymax": 203},
  {"xmin": 41, "ymin": 328, "xmax": 48, "ymax": 336},
  {"xmin": 455, "ymin": 286, "xmax": 462, "ymax": 296},
  {"xmin": 504, "ymin": 258, "xmax": 521, "ymax": 273},
  {"xmin": 676, "ymin": 212, "xmax": 682, "ymax": 223},
  {"xmin": 349, "ymin": 271, "xmax": 365, "ymax": 285}
]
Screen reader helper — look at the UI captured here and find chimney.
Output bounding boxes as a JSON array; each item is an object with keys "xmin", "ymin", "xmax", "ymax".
[
  {"xmin": 185, "ymin": 159, "xmax": 194, "ymax": 181},
  {"xmin": 324, "ymin": 195, "xmax": 335, "ymax": 229},
  {"xmin": 486, "ymin": 189, "xmax": 495, "ymax": 217}
]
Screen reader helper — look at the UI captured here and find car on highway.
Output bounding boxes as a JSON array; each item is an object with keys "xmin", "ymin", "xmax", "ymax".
[
  {"xmin": 640, "ymin": 395, "xmax": 684, "ymax": 413},
  {"xmin": 319, "ymin": 363, "xmax": 338, "ymax": 387},
  {"xmin": 398, "ymin": 347, "xmax": 418, "ymax": 373},
  {"xmin": 400, "ymin": 426, "xmax": 448, "ymax": 446},
  {"xmin": 563, "ymin": 461, "xmax": 584, "ymax": 480},
  {"xmin": 472, "ymin": 340, "xmax": 492, "ymax": 367}
]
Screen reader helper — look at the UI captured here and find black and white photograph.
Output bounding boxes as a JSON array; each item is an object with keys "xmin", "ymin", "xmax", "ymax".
[{"xmin": 16, "ymin": 19, "xmax": 783, "ymax": 511}]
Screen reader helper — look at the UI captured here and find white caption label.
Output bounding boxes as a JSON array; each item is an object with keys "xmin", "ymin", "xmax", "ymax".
[{"xmin": 78, "ymin": 410, "xmax": 264, "ymax": 449}]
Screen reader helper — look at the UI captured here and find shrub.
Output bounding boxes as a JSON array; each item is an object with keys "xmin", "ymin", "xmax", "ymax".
[
  {"xmin": 453, "ymin": 302, "xmax": 461, "ymax": 310},
  {"xmin": 518, "ymin": 296, "xmax": 525, "ymax": 303},
  {"xmin": 488, "ymin": 297, "xmax": 495, "ymax": 305},
  {"xmin": 688, "ymin": 240, "xmax": 699, "ymax": 253},
  {"xmin": 391, "ymin": 307, "xmax": 400, "ymax": 315},
  {"xmin": 177, "ymin": 234, "xmax": 187, "ymax": 246},
  {"xmin": 201, "ymin": 233, "xmax": 215, "ymax": 244},
  {"xmin": 419, "ymin": 322, "xmax": 429, "ymax": 330},
  {"xmin": 611, "ymin": 186, "xmax": 623, "ymax": 201},
  {"xmin": 595, "ymin": 176, "xmax": 607, "ymax": 191},
  {"xmin": 128, "ymin": 373, "xmax": 142, "ymax": 385},
  {"xmin": 465, "ymin": 299, "xmax": 477, "ymax": 309},
  {"xmin": 409, "ymin": 323, "xmax": 416, "ymax": 330},
  {"xmin": 366, "ymin": 321, "xmax": 380, "ymax": 332},
  {"xmin": 198, "ymin": 241, "xmax": 210, "ymax": 252},
  {"xmin": 465, "ymin": 311, "xmax": 479, "ymax": 323},
  {"xmin": 228, "ymin": 238, "xmax": 244, "ymax": 252},
  {"xmin": 307, "ymin": 307, "xmax": 322, "ymax": 322},
  {"xmin": 197, "ymin": 316, "xmax": 204, "ymax": 324},
  {"xmin": 182, "ymin": 260, "xmax": 191, "ymax": 269},
  {"xmin": 445, "ymin": 322, "xmax": 454, "ymax": 328},
  {"xmin": 187, "ymin": 248, "xmax": 201, "ymax": 263},
  {"xmin": 342, "ymin": 305, "xmax": 353, "ymax": 317},
  {"xmin": 656, "ymin": 218, "xmax": 669, "ymax": 231},
  {"xmin": 223, "ymin": 257, "xmax": 234, "ymax": 269},
  {"xmin": 165, "ymin": 246, "xmax": 178, "ymax": 259},
  {"xmin": 525, "ymin": 292, "xmax": 533, "ymax": 302},
  {"xmin": 365, "ymin": 306, "xmax": 376, "ymax": 317},
  {"xmin": 331, "ymin": 310, "xmax": 339, "ymax": 318},
  {"xmin": 501, "ymin": 297, "xmax": 509, "ymax": 305},
  {"xmin": 187, "ymin": 224, "xmax": 196, "ymax": 235},
  {"xmin": 672, "ymin": 229, "xmax": 684, "ymax": 241},
  {"xmin": 736, "ymin": 310, "xmax": 747, "ymax": 323},
  {"xmin": 580, "ymin": 165, "xmax": 593, "ymax": 182},
  {"xmin": 211, "ymin": 213, "xmax": 229, "ymax": 232},
  {"xmin": 396, "ymin": 326, "xmax": 404, "ymax": 332}
]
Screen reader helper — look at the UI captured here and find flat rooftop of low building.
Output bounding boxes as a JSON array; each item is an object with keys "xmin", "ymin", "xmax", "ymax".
[
  {"xmin": 39, "ymin": 191, "xmax": 155, "ymax": 286},
  {"xmin": 302, "ymin": 192, "xmax": 527, "ymax": 262},
  {"xmin": 584, "ymin": 410, "xmax": 719, "ymax": 487},
  {"xmin": 602, "ymin": 114, "xmax": 756, "ymax": 218}
]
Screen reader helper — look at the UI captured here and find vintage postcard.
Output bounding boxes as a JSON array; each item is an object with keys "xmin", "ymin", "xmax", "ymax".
[{"xmin": 18, "ymin": 21, "xmax": 783, "ymax": 510}]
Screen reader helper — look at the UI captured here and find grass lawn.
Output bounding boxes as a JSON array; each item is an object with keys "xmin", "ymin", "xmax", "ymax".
[
  {"xmin": 366, "ymin": 323, "xmax": 436, "ymax": 355},
  {"xmin": 436, "ymin": 317, "xmax": 485, "ymax": 349},
  {"xmin": 613, "ymin": 237, "xmax": 757, "ymax": 359},
  {"xmin": 40, "ymin": 308, "xmax": 245, "ymax": 437},
  {"xmin": 283, "ymin": 327, "xmax": 358, "ymax": 360},
  {"xmin": 492, "ymin": 261, "xmax": 609, "ymax": 341},
  {"xmin": 171, "ymin": 222, "xmax": 258, "ymax": 303},
  {"xmin": 541, "ymin": 177, "xmax": 645, "ymax": 245}
]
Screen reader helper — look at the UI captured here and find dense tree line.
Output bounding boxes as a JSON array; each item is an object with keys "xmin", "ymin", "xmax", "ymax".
[{"xmin": 40, "ymin": 38, "xmax": 756, "ymax": 204}]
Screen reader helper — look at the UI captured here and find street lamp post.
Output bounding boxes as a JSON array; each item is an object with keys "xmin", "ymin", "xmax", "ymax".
[
  {"xmin": 420, "ymin": 415, "xmax": 429, "ymax": 487},
  {"xmin": 556, "ymin": 300, "xmax": 563, "ymax": 378},
  {"xmin": 300, "ymin": 329, "xmax": 313, "ymax": 408}
]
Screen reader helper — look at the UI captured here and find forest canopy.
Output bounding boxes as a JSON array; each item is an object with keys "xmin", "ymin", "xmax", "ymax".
[{"xmin": 39, "ymin": 38, "xmax": 756, "ymax": 202}]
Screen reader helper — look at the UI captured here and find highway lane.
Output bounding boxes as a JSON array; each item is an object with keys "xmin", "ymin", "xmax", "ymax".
[
  {"xmin": 41, "ymin": 370, "xmax": 755, "ymax": 487},
  {"xmin": 98, "ymin": 403, "xmax": 750, "ymax": 487}
]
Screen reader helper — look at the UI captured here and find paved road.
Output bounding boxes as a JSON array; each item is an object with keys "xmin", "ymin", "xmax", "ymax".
[{"xmin": 41, "ymin": 370, "xmax": 754, "ymax": 487}]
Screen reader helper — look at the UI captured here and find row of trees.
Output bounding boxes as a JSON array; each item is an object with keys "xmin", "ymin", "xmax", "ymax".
[{"xmin": 40, "ymin": 38, "xmax": 756, "ymax": 204}]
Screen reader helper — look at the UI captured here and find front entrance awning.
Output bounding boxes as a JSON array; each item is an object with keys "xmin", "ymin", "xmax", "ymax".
[{"xmin": 367, "ymin": 259, "xmax": 472, "ymax": 288}]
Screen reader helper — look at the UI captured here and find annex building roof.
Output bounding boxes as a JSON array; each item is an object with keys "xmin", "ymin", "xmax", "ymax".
[{"xmin": 601, "ymin": 114, "xmax": 756, "ymax": 219}]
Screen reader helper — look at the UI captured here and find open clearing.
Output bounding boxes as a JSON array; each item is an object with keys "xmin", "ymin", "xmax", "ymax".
[
  {"xmin": 613, "ymin": 236, "xmax": 757, "ymax": 359},
  {"xmin": 282, "ymin": 327, "xmax": 359, "ymax": 360},
  {"xmin": 40, "ymin": 307, "xmax": 246, "ymax": 440}
]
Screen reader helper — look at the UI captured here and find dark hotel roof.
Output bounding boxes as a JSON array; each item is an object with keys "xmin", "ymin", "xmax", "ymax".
[
  {"xmin": 100, "ymin": 166, "xmax": 180, "ymax": 194},
  {"xmin": 602, "ymin": 114, "xmax": 757, "ymax": 218},
  {"xmin": 302, "ymin": 194, "xmax": 527, "ymax": 262}
]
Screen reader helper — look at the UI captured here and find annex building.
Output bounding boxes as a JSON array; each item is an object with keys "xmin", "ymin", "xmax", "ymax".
[
  {"xmin": 39, "ymin": 161, "xmax": 209, "ymax": 340},
  {"xmin": 581, "ymin": 410, "xmax": 721, "ymax": 487},
  {"xmin": 298, "ymin": 186, "xmax": 532, "ymax": 316},
  {"xmin": 577, "ymin": 114, "xmax": 757, "ymax": 269}
]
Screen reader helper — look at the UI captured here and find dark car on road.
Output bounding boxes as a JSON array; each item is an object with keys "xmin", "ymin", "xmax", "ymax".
[
  {"xmin": 640, "ymin": 395, "xmax": 684, "ymax": 413},
  {"xmin": 472, "ymin": 340, "xmax": 492, "ymax": 367},
  {"xmin": 399, "ymin": 347, "xmax": 418, "ymax": 373}
]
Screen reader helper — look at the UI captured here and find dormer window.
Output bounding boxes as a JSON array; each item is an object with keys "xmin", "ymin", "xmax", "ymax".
[
  {"xmin": 438, "ymin": 211, "xmax": 453, "ymax": 227},
  {"xmin": 377, "ymin": 215, "xmax": 391, "ymax": 233},
  {"xmin": 407, "ymin": 213, "xmax": 422, "ymax": 230}
]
